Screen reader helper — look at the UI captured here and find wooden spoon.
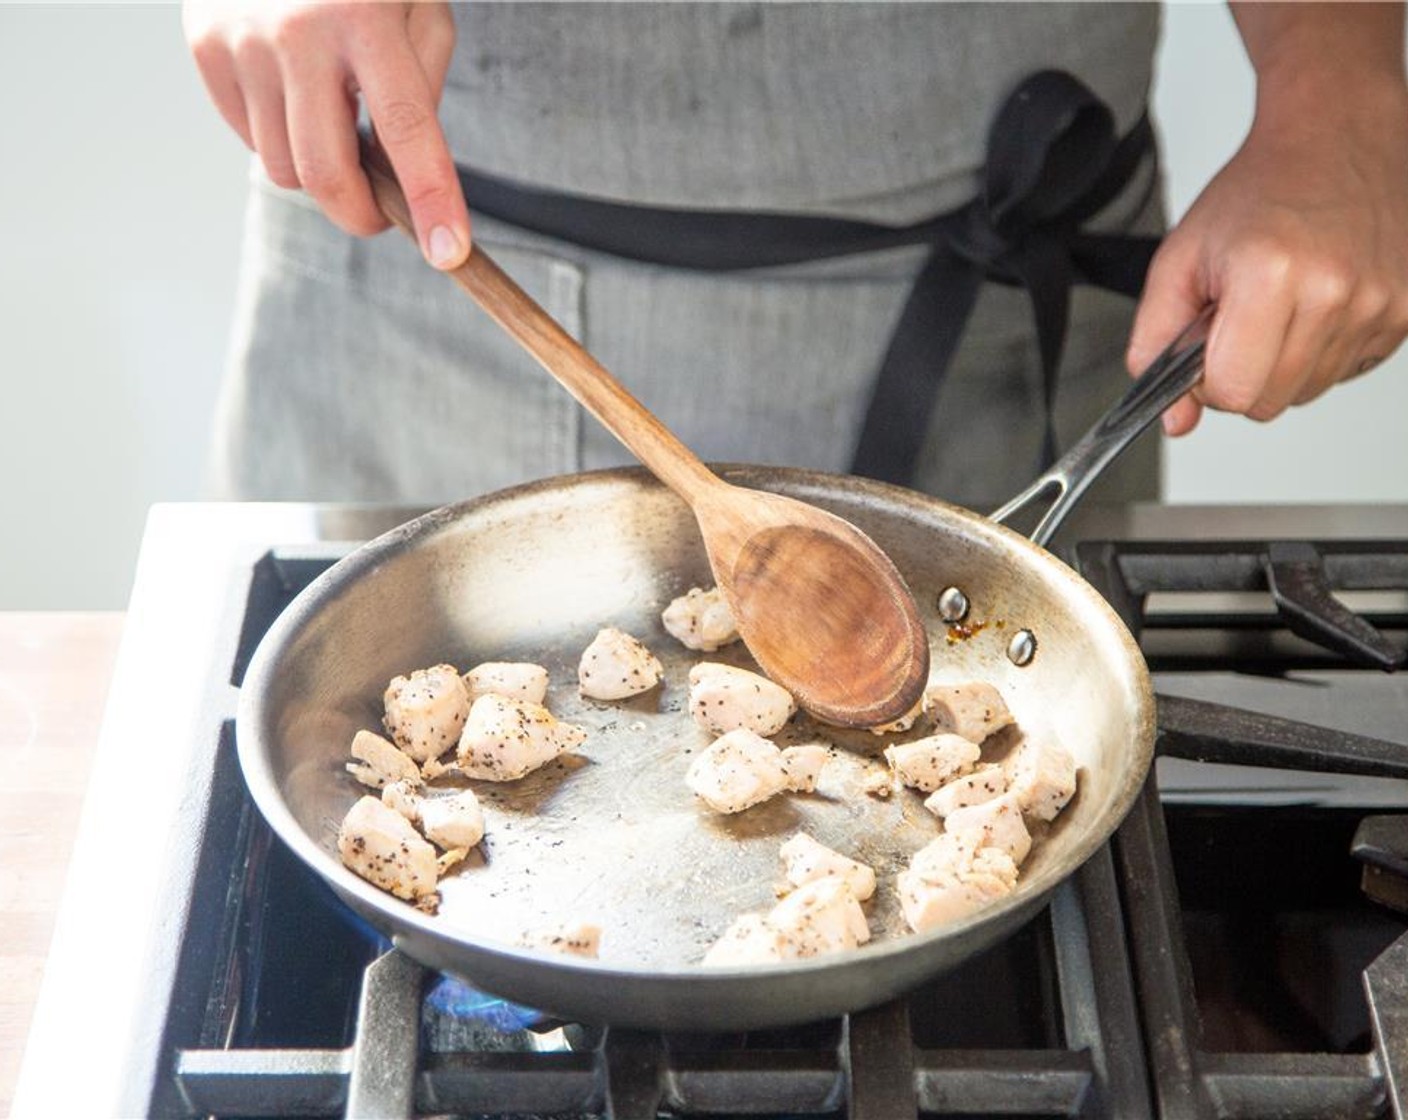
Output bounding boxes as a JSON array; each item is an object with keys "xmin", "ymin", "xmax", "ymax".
[{"xmin": 360, "ymin": 140, "xmax": 928, "ymax": 727}]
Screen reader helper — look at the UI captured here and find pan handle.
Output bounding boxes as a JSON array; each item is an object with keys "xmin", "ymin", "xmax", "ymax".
[{"xmin": 990, "ymin": 306, "xmax": 1214, "ymax": 548}]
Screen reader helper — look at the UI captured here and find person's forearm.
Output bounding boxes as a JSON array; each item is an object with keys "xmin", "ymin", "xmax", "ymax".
[{"xmin": 1231, "ymin": 2, "xmax": 1406, "ymax": 112}]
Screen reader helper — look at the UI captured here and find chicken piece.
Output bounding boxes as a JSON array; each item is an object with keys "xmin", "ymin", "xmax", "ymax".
[
  {"xmin": 923, "ymin": 763, "xmax": 1008, "ymax": 819},
  {"xmin": 944, "ymin": 792, "xmax": 1033, "ymax": 865},
  {"xmin": 662, "ymin": 586, "xmax": 740, "ymax": 652},
  {"xmin": 703, "ymin": 913, "xmax": 794, "ymax": 966},
  {"xmin": 380, "ymin": 779, "xmax": 422, "ymax": 823},
  {"xmin": 909, "ymin": 834, "xmax": 1019, "ymax": 894},
  {"xmin": 462, "ymin": 661, "xmax": 549, "ymax": 706},
  {"xmin": 520, "ymin": 921, "xmax": 602, "ymax": 958},
  {"xmin": 419, "ymin": 757, "xmax": 458, "ymax": 781},
  {"xmin": 779, "ymin": 832, "xmax": 877, "ymax": 901},
  {"xmin": 767, "ymin": 878, "xmax": 871, "ymax": 956},
  {"xmin": 922, "ymin": 681, "xmax": 1015, "ymax": 744},
  {"xmin": 383, "ymin": 665, "xmax": 472, "ymax": 764},
  {"xmin": 346, "ymin": 729, "xmax": 423, "ymax": 790},
  {"xmin": 418, "ymin": 789, "xmax": 486, "ymax": 850},
  {"xmin": 703, "ymin": 878, "xmax": 870, "ymax": 966},
  {"xmin": 780, "ymin": 744, "xmax": 830, "ymax": 793},
  {"xmin": 868, "ymin": 699, "xmax": 922, "ymax": 736},
  {"xmin": 688, "ymin": 662, "xmax": 796, "ymax": 737},
  {"xmin": 578, "ymin": 627, "xmax": 664, "ymax": 700},
  {"xmin": 686, "ymin": 728, "xmax": 790, "ymax": 814},
  {"xmin": 456, "ymin": 693, "xmax": 588, "ymax": 781},
  {"xmin": 1003, "ymin": 737, "xmax": 1078, "ymax": 822},
  {"xmin": 337, "ymin": 795, "xmax": 439, "ymax": 903},
  {"xmin": 884, "ymin": 733, "xmax": 982, "ymax": 793},
  {"xmin": 898, "ymin": 834, "xmax": 1020, "ymax": 933},
  {"xmin": 908, "ymin": 832, "xmax": 979, "ymax": 881}
]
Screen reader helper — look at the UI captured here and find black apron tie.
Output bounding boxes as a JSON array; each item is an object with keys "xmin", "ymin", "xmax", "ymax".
[{"xmin": 455, "ymin": 69, "xmax": 1160, "ymax": 485}]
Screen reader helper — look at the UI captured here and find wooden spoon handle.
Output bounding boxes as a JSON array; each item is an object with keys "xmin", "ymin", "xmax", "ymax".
[{"xmin": 359, "ymin": 136, "xmax": 719, "ymax": 504}]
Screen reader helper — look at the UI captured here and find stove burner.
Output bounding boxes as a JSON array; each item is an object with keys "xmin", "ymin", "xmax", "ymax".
[
  {"xmin": 134, "ymin": 540, "xmax": 1408, "ymax": 1118},
  {"xmin": 171, "ymin": 841, "xmax": 1153, "ymax": 1118}
]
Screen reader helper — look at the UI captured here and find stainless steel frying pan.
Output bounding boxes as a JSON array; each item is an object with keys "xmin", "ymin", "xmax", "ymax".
[{"xmin": 237, "ymin": 316, "xmax": 1209, "ymax": 1030}]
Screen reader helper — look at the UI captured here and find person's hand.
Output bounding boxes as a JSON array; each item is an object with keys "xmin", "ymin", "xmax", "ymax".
[
  {"xmin": 1126, "ymin": 71, "xmax": 1408, "ymax": 435},
  {"xmin": 183, "ymin": 0, "xmax": 471, "ymax": 269}
]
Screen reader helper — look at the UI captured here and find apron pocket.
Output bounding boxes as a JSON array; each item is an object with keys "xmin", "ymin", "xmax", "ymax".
[{"xmin": 213, "ymin": 182, "xmax": 584, "ymax": 502}]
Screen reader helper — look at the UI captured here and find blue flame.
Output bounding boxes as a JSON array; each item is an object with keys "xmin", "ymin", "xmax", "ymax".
[
  {"xmin": 425, "ymin": 973, "xmax": 555, "ymax": 1032},
  {"xmin": 328, "ymin": 895, "xmax": 552, "ymax": 1033}
]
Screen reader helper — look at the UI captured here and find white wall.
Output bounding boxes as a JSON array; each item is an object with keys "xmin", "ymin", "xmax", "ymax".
[
  {"xmin": 2, "ymin": 3, "xmax": 1407, "ymax": 609},
  {"xmin": 0, "ymin": 4, "xmax": 247, "ymax": 608}
]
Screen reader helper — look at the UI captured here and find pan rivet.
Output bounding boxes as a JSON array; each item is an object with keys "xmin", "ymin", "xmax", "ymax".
[
  {"xmin": 1007, "ymin": 629, "xmax": 1037, "ymax": 667},
  {"xmin": 937, "ymin": 587, "xmax": 969, "ymax": 623}
]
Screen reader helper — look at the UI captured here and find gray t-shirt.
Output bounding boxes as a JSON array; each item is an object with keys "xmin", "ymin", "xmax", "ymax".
[{"xmin": 442, "ymin": 2, "xmax": 1161, "ymax": 222}]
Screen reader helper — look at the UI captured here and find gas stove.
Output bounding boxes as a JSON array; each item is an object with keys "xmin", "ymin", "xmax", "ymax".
[{"xmin": 14, "ymin": 501, "xmax": 1408, "ymax": 1119}]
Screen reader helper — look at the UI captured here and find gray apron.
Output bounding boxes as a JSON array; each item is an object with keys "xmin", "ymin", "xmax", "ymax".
[{"xmin": 209, "ymin": 2, "xmax": 1164, "ymax": 508}]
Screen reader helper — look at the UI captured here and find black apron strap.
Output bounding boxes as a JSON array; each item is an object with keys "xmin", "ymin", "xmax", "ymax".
[{"xmin": 456, "ymin": 69, "xmax": 1160, "ymax": 486}]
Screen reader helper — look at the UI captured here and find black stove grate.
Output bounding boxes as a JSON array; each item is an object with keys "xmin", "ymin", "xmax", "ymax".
[
  {"xmin": 1077, "ymin": 538, "xmax": 1408, "ymax": 1120},
  {"xmin": 1072, "ymin": 539, "xmax": 1408, "ymax": 673},
  {"xmin": 169, "ymin": 842, "xmax": 1148, "ymax": 1118}
]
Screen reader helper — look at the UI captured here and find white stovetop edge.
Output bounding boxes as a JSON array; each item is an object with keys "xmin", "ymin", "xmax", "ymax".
[{"xmin": 12, "ymin": 504, "xmax": 329, "ymax": 1119}]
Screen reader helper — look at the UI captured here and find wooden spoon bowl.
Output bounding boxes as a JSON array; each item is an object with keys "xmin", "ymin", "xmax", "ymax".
[
  {"xmin": 693, "ymin": 485, "xmax": 928, "ymax": 726},
  {"xmin": 360, "ymin": 138, "xmax": 929, "ymax": 726}
]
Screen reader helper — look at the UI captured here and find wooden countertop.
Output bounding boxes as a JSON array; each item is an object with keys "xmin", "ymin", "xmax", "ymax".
[{"xmin": 0, "ymin": 612, "xmax": 123, "ymax": 1118}]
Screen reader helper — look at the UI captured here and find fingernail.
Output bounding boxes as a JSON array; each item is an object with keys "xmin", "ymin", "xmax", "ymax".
[
  {"xmin": 1161, "ymin": 413, "xmax": 1178, "ymax": 436},
  {"xmin": 427, "ymin": 225, "xmax": 463, "ymax": 268}
]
